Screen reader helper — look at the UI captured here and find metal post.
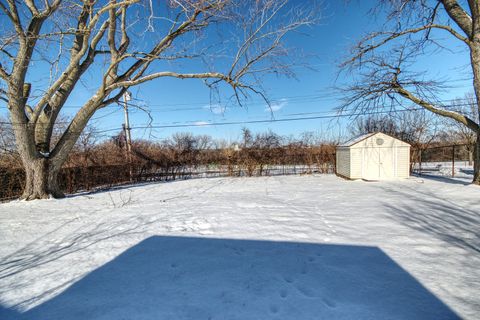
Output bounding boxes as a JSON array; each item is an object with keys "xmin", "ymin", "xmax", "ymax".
[
  {"xmin": 452, "ymin": 145, "xmax": 455, "ymax": 178},
  {"xmin": 419, "ymin": 149, "xmax": 422, "ymax": 176}
]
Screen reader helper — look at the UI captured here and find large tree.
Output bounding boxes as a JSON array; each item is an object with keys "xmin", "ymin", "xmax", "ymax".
[
  {"xmin": 340, "ymin": 0, "xmax": 480, "ymax": 184},
  {"xmin": 0, "ymin": 0, "xmax": 318, "ymax": 199}
]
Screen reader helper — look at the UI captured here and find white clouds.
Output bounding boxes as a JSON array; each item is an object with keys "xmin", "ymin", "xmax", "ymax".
[
  {"xmin": 265, "ymin": 98, "xmax": 288, "ymax": 112},
  {"xmin": 203, "ymin": 104, "xmax": 226, "ymax": 115},
  {"xmin": 192, "ymin": 121, "xmax": 211, "ymax": 127}
]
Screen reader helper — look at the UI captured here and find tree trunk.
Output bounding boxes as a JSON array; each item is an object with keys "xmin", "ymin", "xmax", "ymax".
[
  {"xmin": 48, "ymin": 166, "xmax": 65, "ymax": 198},
  {"xmin": 20, "ymin": 157, "xmax": 65, "ymax": 200},
  {"xmin": 474, "ymin": 132, "xmax": 480, "ymax": 185},
  {"xmin": 468, "ymin": 15, "xmax": 480, "ymax": 183},
  {"xmin": 21, "ymin": 158, "xmax": 49, "ymax": 200}
]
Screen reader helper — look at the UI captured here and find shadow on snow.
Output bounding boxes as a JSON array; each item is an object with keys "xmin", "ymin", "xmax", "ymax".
[
  {"xmin": 381, "ymin": 186, "xmax": 480, "ymax": 254},
  {"xmin": 1, "ymin": 236, "xmax": 459, "ymax": 319},
  {"xmin": 412, "ymin": 173, "xmax": 472, "ymax": 186}
]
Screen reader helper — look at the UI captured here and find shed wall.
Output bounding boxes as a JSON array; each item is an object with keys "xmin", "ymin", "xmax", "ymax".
[
  {"xmin": 336, "ymin": 148, "xmax": 350, "ymax": 178},
  {"xmin": 395, "ymin": 146, "xmax": 410, "ymax": 178},
  {"xmin": 350, "ymin": 149, "xmax": 363, "ymax": 179}
]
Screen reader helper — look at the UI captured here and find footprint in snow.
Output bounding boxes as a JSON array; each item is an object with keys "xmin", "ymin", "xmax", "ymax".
[
  {"xmin": 322, "ymin": 297, "xmax": 337, "ymax": 308},
  {"xmin": 279, "ymin": 289, "xmax": 288, "ymax": 298},
  {"xmin": 269, "ymin": 305, "xmax": 279, "ymax": 314},
  {"xmin": 296, "ymin": 286, "xmax": 316, "ymax": 298}
]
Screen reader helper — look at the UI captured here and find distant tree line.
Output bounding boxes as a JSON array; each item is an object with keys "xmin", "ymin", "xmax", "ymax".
[{"xmin": 0, "ymin": 124, "xmax": 338, "ymax": 200}]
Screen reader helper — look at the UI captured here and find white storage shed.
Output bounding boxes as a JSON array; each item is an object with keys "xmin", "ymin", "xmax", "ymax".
[{"xmin": 336, "ymin": 132, "xmax": 410, "ymax": 180}]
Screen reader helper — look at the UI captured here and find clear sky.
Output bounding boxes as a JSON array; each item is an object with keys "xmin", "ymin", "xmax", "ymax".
[{"xmin": 0, "ymin": 1, "xmax": 472, "ymax": 143}]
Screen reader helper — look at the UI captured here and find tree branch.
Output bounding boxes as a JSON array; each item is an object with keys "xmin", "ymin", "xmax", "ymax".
[
  {"xmin": 3, "ymin": 0, "xmax": 25, "ymax": 42},
  {"xmin": 393, "ymin": 82, "xmax": 479, "ymax": 132},
  {"xmin": 0, "ymin": 62, "xmax": 9, "ymax": 81},
  {"xmin": 24, "ymin": 0, "xmax": 39, "ymax": 16},
  {"xmin": 441, "ymin": 0, "xmax": 473, "ymax": 37},
  {"xmin": 343, "ymin": 23, "xmax": 469, "ymax": 67},
  {"xmin": 117, "ymin": 7, "xmax": 205, "ymax": 83},
  {"xmin": 31, "ymin": 6, "xmax": 119, "ymax": 120},
  {"xmin": 108, "ymin": 71, "xmax": 234, "ymax": 90}
]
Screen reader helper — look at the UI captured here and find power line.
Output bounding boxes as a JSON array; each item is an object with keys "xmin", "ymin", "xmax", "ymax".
[
  {"xmin": 0, "ymin": 102, "xmax": 474, "ymax": 128},
  {"xmin": 125, "ymin": 105, "xmax": 465, "ymax": 131},
  {"xmin": 0, "ymin": 92, "xmax": 341, "ymax": 110},
  {"xmin": 0, "ymin": 90, "xmax": 474, "ymax": 112},
  {"xmin": 129, "ymin": 94, "xmax": 343, "ymax": 108},
  {"xmin": 0, "ymin": 99, "xmax": 475, "ymax": 131}
]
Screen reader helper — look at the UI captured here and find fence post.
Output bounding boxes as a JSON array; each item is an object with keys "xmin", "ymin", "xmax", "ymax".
[
  {"xmin": 452, "ymin": 145, "xmax": 455, "ymax": 178},
  {"xmin": 419, "ymin": 149, "xmax": 422, "ymax": 176}
]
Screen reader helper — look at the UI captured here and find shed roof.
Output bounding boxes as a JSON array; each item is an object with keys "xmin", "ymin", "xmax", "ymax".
[
  {"xmin": 339, "ymin": 133, "xmax": 376, "ymax": 147},
  {"xmin": 338, "ymin": 132, "xmax": 410, "ymax": 147}
]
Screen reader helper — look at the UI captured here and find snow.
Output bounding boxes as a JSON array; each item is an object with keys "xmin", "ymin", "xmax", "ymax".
[
  {"xmin": 338, "ymin": 132, "xmax": 376, "ymax": 147},
  {"xmin": 414, "ymin": 161, "xmax": 474, "ymax": 180},
  {"xmin": 1, "ymin": 175, "xmax": 479, "ymax": 319}
]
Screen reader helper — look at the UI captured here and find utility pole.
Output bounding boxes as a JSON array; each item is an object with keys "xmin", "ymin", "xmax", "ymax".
[
  {"xmin": 123, "ymin": 91, "xmax": 132, "ymax": 154},
  {"xmin": 123, "ymin": 91, "xmax": 133, "ymax": 182}
]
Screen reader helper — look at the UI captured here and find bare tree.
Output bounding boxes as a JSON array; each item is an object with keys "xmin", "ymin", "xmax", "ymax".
[
  {"xmin": 351, "ymin": 111, "xmax": 438, "ymax": 144},
  {"xmin": 351, "ymin": 110, "xmax": 439, "ymax": 170},
  {"xmin": 73, "ymin": 124, "xmax": 99, "ymax": 167},
  {"xmin": 0, "ymin": 117, "xmax": 18, "ymax": 166},
  {"xmin": 351, "ymin": 115, "xmax": 398, "ymax": 138},
  {"xmin": 442, "ymin": 92, "xmax": 479, "ymax": 164},
  {"xmin": 0, "ymin": 0, "xmax": 319, "ymax": 199},
  {"xmin": 340, "ymin": 0, "xmax": 480, "ymax": 184}
]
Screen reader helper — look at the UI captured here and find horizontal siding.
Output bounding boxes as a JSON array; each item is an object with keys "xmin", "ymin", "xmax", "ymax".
[
  {"xmin": 396, "ymin": 147, "xmax": 410, "ymax": 178},
  {"xmin": 350, "ymin": 149, "xmax": 362, "ymax": 179},
  {"xmin": 336, "ymin": 148, "xmax": 350, "ymax": 178}
]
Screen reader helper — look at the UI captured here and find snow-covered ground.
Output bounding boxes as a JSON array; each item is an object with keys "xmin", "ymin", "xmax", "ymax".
[
  {"xmin": 414, "ymin": 161, "xmax": 474, "ymax": 179},
  {"xmin": 0, "ymin": 175, "xmax": 479, "ymax": 319}
]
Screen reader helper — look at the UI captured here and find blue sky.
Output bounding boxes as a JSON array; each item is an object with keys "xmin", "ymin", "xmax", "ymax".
[{"xmin": 0, "ymin": 1, "xmax": 472, "ymax": 142}]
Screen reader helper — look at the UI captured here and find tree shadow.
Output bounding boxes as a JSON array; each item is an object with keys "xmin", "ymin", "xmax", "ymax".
[
  {"xmin": 65, "ymin": 176, "xmax": 229, "ymax": 201},
  {"xmin": 63, "ymin": 179, "xmax": 169, "ymax": 199},
  {"xmin": 1, "ymin": 236, "xmax": 459, "ymax": 319},
  {"xmin": 381, "ymin": 187, "xmax": 480, "ymax": 254},
  {"xmin": 412, "ymin": 173, "xmax": 472, "ymax": 186},
  {"xmin": 459, "ymin": 168, "xmax": 474, "ymax": 175},
  {"xmin": 0, "ymin": 214, "xmax": 158, "ymax": 281}
]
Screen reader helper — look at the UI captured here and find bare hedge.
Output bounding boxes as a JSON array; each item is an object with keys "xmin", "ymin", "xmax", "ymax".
[{"xmin": 0, "ymin": 143, "xmax": 336, "ymax": 200}]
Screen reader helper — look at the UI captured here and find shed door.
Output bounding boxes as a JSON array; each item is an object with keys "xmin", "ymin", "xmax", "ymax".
[
  {"xmin": 379, "ymin": 147, "xmax": 394, "ymax": 179},
  {"xmin": 363, "ymin": 147, "xmax": 380, "ymax": 180},
  {"xmin": 363, "ymin": 147, "xmax": 394, "ymax": 180}
]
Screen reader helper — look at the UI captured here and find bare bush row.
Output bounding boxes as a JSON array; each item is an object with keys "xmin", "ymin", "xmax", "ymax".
[{"xmin": 0, "ymin": 128, "xmax": 337, "ymax": 200}]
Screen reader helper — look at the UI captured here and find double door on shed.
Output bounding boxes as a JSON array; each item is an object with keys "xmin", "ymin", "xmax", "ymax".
[{"xmin": 362, "ymin": 146, "xmax": 395, "ymax": 180}]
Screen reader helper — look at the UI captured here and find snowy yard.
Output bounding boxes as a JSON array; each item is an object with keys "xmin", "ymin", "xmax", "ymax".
[{"xmin": 0, "ymin": 175, "xmax": 479, "ymax": 319}]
